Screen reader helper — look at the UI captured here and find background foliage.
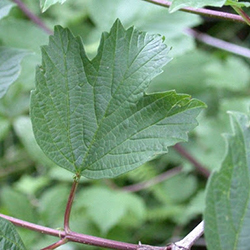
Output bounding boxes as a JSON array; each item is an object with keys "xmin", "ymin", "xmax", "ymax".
[{"xmin": 0, "ymin": 0, "xmax": 250, "ymax": 249}]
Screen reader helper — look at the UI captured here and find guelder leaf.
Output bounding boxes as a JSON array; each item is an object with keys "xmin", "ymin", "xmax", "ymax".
[
  {"xmin": 31, "ymin": 20, "xmax": 205, "ymax": 179},
  {"xmin": 205, "ymin": 111, "xmax": 250, "ymax": 250}
]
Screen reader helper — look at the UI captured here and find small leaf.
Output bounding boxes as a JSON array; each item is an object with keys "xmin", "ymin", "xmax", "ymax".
[
  {"xmin": 40, "ymin": 0, "xmax": 67, "ymax": 12},
  {"xmin": 76, "ymin": 187, "xmax": 145, "ymax": 234},
  {"xmin": 170, "ymin": 0, "xmax": 226, "ymax": 13},
  {"xmin": 205, "ymin": 111, "xmax": 250, "ymax": 250},
  {"xmin": 0, "ymin": 47, "xmax": 29, "ymax": 98},
  {"xmin": 0, "ymin": 217, "xmax": 26, "ymax": 250},
  {"xmin": 31, "ymin": 20, "xmax": 205, "ymax": 179},
  {"xmin": 0, "ymin": 0, "xmax": 15, "ymax": 20}
]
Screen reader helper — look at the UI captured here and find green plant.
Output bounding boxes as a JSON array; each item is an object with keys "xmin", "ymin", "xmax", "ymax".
[{"xmin": 0, "ymin": 0, "xmax": 250, "ymax": 250}]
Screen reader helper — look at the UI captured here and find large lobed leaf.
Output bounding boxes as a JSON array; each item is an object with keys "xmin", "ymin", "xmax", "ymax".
[
  {"xmin": 31, "ymin": 20, "xmax": 205, "ymax": 179},
  {"xmin": 205, "ymin": 111, "xmax": 250, "ymax": 250}
]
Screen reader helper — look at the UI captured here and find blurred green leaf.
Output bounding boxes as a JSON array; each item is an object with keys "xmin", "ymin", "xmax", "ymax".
[
  {"xmin": 0, "ymin": 0, "xmax": 15, "ymax": 20},
  {"xmin": 0, "ymin": 19, "xmax": 49, "ymax": 53},
  {"xmin": 40, "ymin": 0, "xmax": 67, "ymax": 12},
  {"xmin": 39, "ymin": 185, "xmax": 69, "ymax": 227},
  {"xmin": 0, "ymin": 117, "xmax": 10, "ymax": 140},
  {"xmin": 30, "ymin": 21, "xmax": 205, "ymax": 179},
  {"xmin": 14, "ymin": 175, "xmax": 50, "ymax": 196},
  {"xmin": 1, "ymin": 187, "xmax": 38, "ymax": 223},
  {"xmin": 13, "ymin": 116, "xmax": 56, "ymax": 168},
  {"xmin": 204, "ymin": 56, "xmax": 250, "ymax": 91},
  {"xmin": 156, "ymin": 173, "xmax": 198, "ymax": 204},
  {"xmin": 0, "ymin": 217, "xmax": 26, "ymax": 250},
  {"xmin": 0, "ymin": 47, "xmax": 29, "ymax": 98},
  {"xmin": 170, "ymin": 0, "xmax": 226, "ymax": 12},
  {"xmin": 76, "ymin": 187, "xmax": 145, "ymax": 234},
  {"xmin": 205, "ymin": 111, "xmax": 250, "ymax": 250}
]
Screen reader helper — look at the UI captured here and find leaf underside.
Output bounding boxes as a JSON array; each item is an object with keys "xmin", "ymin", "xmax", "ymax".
[
  {"xmin": 31, "ymin": 20, "xmax": 205, "ymax": 179},
  {"xmin": 205, "ymin": 111, "xmax": 250, "ymax": 250}
]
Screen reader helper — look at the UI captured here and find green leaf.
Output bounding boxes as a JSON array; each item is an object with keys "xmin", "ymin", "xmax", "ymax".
[
  {"xmin": 170, "ymin": 0, "xmax": 226, "ymax": 12},
  {"xmin": 204, "ymin": 56, "xmax": 250, "ymax": 91},
  {"xmin": 13, "ymin": 116, "xmax": 56, "ymax": 168},
  {"xmin": 0, "ymin": 117, "xmax": 11, "ymax": 140},
  {"xmin": 0, "ymin": 47, "xmax": 29, "ymax": 98},
  {"xmin": 40, "ymin": 0, "xmax": 67, "ymax": 12},
  {"xmin": 1, "ymin": 187, "xmax": 38, "ymax": 223},
  {"xmin": 0, "ymin": 0, "xmax": 15, "ymax": 20},
  {"xmin": 0, "ymin": 217, "xmax": 26, "ymax": 250},
  {"xmin": 76, "ymin": 187, "xmax": 145, "ymax": 234},
  {"xmin": 225, "ymin": 0, "xmax": 250, "ymax": 7},
  {"xmin": 205, "ymin": 111, "xmax": 250, "ymax": 250},
  {"xmin": 39, "ymin": 185, "xmax": 69, "ymax": 227},
  {"xmin": 31, "ymin": 20, "xmax": 205, "ymax": 179}
]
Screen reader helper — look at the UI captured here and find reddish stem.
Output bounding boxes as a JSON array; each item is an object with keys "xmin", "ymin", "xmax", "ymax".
[
  {"xmin": 64, "ymin": 176, "xmax": 79, "ymax": 233},
  {"xmin": 41, "ymin": 238, "xmax": 68, "ymax": 250},
  {"xmin": 232, "ymin": 6, "xmax": 250, "ymax": 26},
  {"xmin": 0, "ymin": 213, "xmax": 166, "ymax": 250},
  {"xmin": 12, "ymin": 0, "xmax": 53, "ymax": 34},
  {"xmin": 174, "ymin": 144, "xmax": 210, "ymax": 178},
  {"xmin": 142, "ymin": 0, "xmax": 245, "ymax": 23}
]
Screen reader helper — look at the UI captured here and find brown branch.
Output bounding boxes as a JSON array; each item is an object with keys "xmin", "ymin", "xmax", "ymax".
[
  {"xmin": 174, "ymin": 144, "xmax": 210, "ymax": 178},
  {"xmin": 123, "ymin": 166, "xmax": 183, "ymax": 192},
  {"xmin": 185, "ymin": 28, "xmax": 250, "ymax": 58}
]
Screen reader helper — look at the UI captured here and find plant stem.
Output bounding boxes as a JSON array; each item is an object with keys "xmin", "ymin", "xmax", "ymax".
[
  {"xmin": 123, "ymin": 166, "xmax": 183, "ymax": 192},
  {"xmin": 174, "ymin": 144, "xmax": 210, "ymax": 178},
  {"xmin": 0, "ymin": 213, "xmax": 166, "ymax": 250},
  {"xmin": 171, "ymin": 221, "xmax": 204, "ymax": 250},
  {"xmin": 12, "ymin": 0, "xmax": 53, "ymax": 34},
  {"xmin": 231, "ymin": 6, "xmax": 250, "ymax": 26},
  {"xmin": 142, "ymin": 0, "xmax": 245, "ymax": 23},
  {"xmin": 185, "ymin": 28, "xmax": 250, "ymax": 58},
  {"xmin": 64, "ymin": 175, "xmax": 80, "ymax": 233},
  {"xmin": 41, "ymin": 238, "xmax": 68, "ymax": 250}
]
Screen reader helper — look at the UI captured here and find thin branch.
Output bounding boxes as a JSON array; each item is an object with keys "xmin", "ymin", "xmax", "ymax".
[
  {"xmin": 11, "ymin": 0, "xmax": 53, "ymax": 35},
  {"xmin": 142, "ymin": 0, "xmax": 245, "ymax": 23},
  {"xmin": 185, "ymin": 28, "xmax": 250, "ymax": 58},
  {"xmin": 174, "ymin": 144, "xmax": 210, "ymax": 178},
  {"xmin": 171, "ymin": 221, "xmax": 204, "ymax": 250},
  {"xmin": 41, "ymin": 238, "xmax": 68, "ymax": 250},
  {"xmin": 123, "ymin": 166, "xmax": 183, "ymax": 192},
  {"xmin": 0, "ymin": 214, "xmax": 166, "ymax": 250}
]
